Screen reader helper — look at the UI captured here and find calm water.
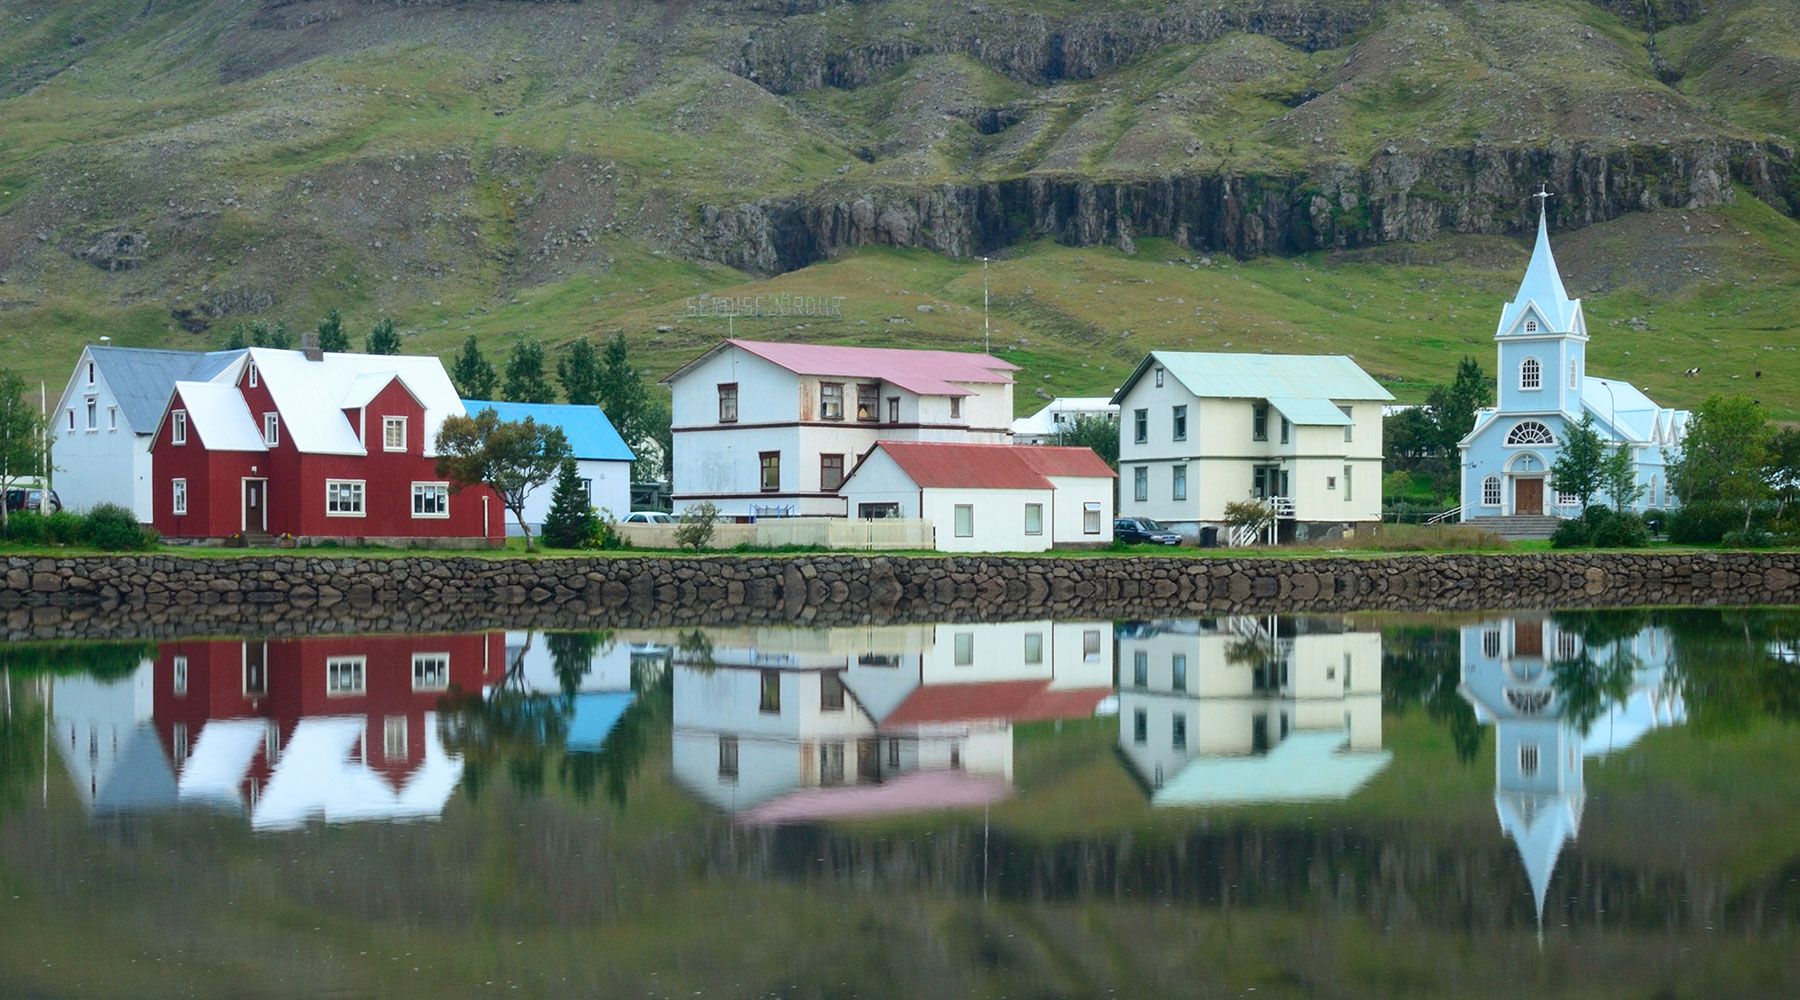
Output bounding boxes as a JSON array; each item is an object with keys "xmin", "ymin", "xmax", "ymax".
[{"xmin": 3, "ymin": 609, "xmax": 1799, "ymax": 998}]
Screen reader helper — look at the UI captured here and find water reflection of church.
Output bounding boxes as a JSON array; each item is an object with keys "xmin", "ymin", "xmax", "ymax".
[
  {"xmin": 50, "ymin": 631, "xmax": 636, "ymax": 829},
  {"xmin": 665, "ymin": 621, "xmax": 1115, "ymax": 823},
  {"xmin": 1457, "ymin": 615, "xmax": 1685, "ymax": 926},
  {"xmin": 1114, "ymin": 616, "xmax": 1390, "ymax": 805}
]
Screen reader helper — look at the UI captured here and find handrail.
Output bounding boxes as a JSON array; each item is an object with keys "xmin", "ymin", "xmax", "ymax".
[{"xmin": 1425, "ymin": 505, "xmax": 1461, "ymax": 525}]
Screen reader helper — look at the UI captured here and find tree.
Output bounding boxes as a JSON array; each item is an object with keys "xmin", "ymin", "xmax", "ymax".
[
  {"xmin": 316, "ymin": 308, "xmax": 350, "ymax": 353},
  {"xmin": 222, "ymin": 320, "xmax": 290, "ymax": 351},
  {"xmin": 1427, "ymin": 356, "xmax": 1493, "ymax": 457},
  {"xmin": 673, "ymin": 501, "xmax": 719, "ymax": 550},
  {"xmin": 557, "ymin": 338, "xmax": 603, "ymax": 406},
  {"xmin": 596, "ymin": 334, "xmax": 654, "ymax": 478},
  {"xmin": 1384, "ymin": 407, "xmax": 1437, "ymax": 466},
  {"xmin": 266, "ymin": 321, "xmax": 292, "ymax": 350},
  {"xmin": 541, "ymin": 457, "xmax": 598, "ymax": 549},
  {"xmin": 435, "ymin": 408, "xmax": 571, "ymax": 550},
  {"xmin": 1550, "ymin": 413, "xmax": 1607, "ymax": 511},
  {"xmin": 1601, "ymin": 441, "xmax": 1643, "ymax": 513},
  {"xmin": 635, "ymin": 395, "xmax": 672, "ymax": 483},
  {"xmin": 365, "ymin": 316, "xmax": 401, "ymax": 355},
  {"xmin": 503, "ymin": 337, "xmax": 556, "ymax": 403},
  {"xmin": 0, "ymin": 368, "xmax": 49, "ymax": 535},
  {"xmin": 1053, "ymin": 413, "xmax": 1120, "ymax": 469},
  {"xmin": 451, "ymin": 335, "xmax": 497, "ymax": 400},
  {"xmin": 1668, "ymin": 395, "xmax": 1774, "ymax": 531},
  {"xmin": 1768, "ymin": 426, "xmax": 1800, "ymax": 522}
]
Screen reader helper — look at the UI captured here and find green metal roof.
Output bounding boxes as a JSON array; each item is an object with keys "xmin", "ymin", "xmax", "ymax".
[
  {"xmin": 1267, "ymin": 395, "xmax": 1353, "ymax": 426},
  {"xmin": 1113, "ymin": 352, "xmax": 1394, "ymax": 405}
]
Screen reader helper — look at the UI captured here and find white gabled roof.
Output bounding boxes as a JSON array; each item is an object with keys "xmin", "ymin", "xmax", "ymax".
[
  {"xmin": 171, "ymin": 380, "xmax": 267, "ymax": 453},
  {"xmin": 243, "ymin": 348, "xmax": 466, "ymax": 457},
  {"xmin": 1011, "ymin": 397, "xmax": 1118, "ymax": 437},
  {"xmin": 1112, "ymin": 351, "xmax": 1393, "ymax": 405}
]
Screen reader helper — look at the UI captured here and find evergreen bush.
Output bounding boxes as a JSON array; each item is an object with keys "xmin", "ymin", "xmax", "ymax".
[
  {"xmin": 80, "ymin": 503, "xmax": 157, "ymax": 551},
  {"xmin": 541, "ymin": 458, "xmax": 598, "ymax": 549},
  {"xmin": 44, "ymin": 510, "xmax": 85, "ymax": 545},
  {"xmin": 3, "ymin": 510, "xmax": 46, "ymax": 543},
  {"xmin": 1667, "ymin": 501, "xmax": 1757, "ymax": 544}
]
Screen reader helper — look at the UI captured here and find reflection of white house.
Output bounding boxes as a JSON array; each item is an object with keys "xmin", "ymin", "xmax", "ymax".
[
  {"xmin": 838, "ymin": 441, "xmax": 1115, "ymax": 551},
  {"xmin": 662, "ymin": 339, "xmax": 1017, "ymax": 518},
  {"xmin": 1012, "ymin": 397, "xmax": 1118, "ymax": 444},
  {"xmin": 50, "ymin": 658, "xmax": 177, "ymax": 814},
  {"xmin": 667, "ymin": 621, "xmax": 1114, "ymax": 822},
  {"xmin": 1458, "ymin": 615, "xmax": 1685, "ymax": 927},
  {"xmin": 242, "ymin": 714, "xmax": 461, "ymax": 831},
  {"xmin": 1115, "ymin": 616, "xmax": 1389, "ymax": 805}
]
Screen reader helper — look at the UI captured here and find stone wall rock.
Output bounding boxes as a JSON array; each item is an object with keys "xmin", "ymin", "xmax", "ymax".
[{"xmin": 3, "ymin": 551, "xmax": 1797, "ymax": 642}]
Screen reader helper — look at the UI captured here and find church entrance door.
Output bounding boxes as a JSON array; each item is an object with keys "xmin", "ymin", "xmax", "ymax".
[{"xmin": 1515, "ymin": 478, "xmax": 1544, "ymax": 516}]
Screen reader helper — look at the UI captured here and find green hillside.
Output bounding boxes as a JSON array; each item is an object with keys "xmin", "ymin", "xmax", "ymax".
[{"xmin": 0, "ymin": 0, "xmax": 1795, "ymax": 416}]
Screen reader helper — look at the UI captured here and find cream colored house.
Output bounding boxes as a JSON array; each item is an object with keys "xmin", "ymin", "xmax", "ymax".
[
  {"xmin": 837, "ymin": 441, "xmax": 1114, "ymax": 552},
  {"xmin": 661, "ymin": 339, "xmax": 1016, "ymax": 519},
  {"xmin": 1111, "ymin": 352, "xmax": 1392, "ymax": 541},
  {"xmin": 1115, "ymin": 616, "xmax": 1388, "ymax": 806}
]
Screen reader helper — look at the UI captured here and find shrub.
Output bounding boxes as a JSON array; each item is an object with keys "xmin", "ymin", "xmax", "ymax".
[
  {"xmin": 44, "ymin": 510, "xmax": 85, "ymax": 545},
  {"xmin": 1721, "ymin": 528, "xmax": 1776, "ymax": 549},
  {"xmin": 582, "ymin": 509, "xmax": 632, "ymax": 551},
  {"xmin": 1667, "ymin": 500, "xmax": 1754, "ymax": 544},
  {"xmin": 2, "ymin": 510, "xmax": 47, "ymax": 544},
  {"xmin": 1591, "ymin": 509, "xmax": 1649, "ymax": 548},
  {"xmin": 672, "ymin": 502, "xmax": 719, "ymax": 550},
  {"xmin": 1550, "ymin": 517, "xmax": 1591, "ymax": 549},
  {"xmin": 80, "ymin": 503, "xmax": 158, "ymax": 551}
]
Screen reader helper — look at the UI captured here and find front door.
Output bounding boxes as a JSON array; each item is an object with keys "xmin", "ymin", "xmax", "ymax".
[
  {"xmin": 243, "ymin": 478, "xmax": 267, "ymax": 532},
  {"xmin": 1515, "ymin": 478, "xmax": 1544, "ymax": 516}
]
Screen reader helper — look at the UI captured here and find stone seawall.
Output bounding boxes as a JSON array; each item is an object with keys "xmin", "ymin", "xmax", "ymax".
[{"xmin": 4, "ymin": 551, "xmax": 1797, "ymax": 641}]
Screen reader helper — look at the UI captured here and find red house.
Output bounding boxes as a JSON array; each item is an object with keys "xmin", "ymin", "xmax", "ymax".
[{"xmin": 149, "ymin": 342, "xmax": 503, "ymax": 544}]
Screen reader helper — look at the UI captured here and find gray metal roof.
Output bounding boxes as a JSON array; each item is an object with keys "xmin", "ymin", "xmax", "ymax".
[
  {"xmin": 1114, "ymin": 351, "xmax": 1394, "ymax": 405},
  {"xmin": 88, "ymin": 346, "xmax": 244, "ymax": 432}
]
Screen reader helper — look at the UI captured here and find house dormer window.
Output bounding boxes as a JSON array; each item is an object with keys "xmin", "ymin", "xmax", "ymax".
[
  {"xmin": 819, "ymin": 382, "xmax": 844, "ymax": 421},
  {"xmin": 1525, "ymin": 320, "xmax": 1538, "ymax": 333},
  {"xmin": 383, "ymin": 416, "xmax": 407, "ymax": 452},
  {"xmin": 1520, "ymin": 357, "xmax": 1541, "ymax": 390},
  {"xmin": 263, "ymin": 413, "xmax": 279, "ymax": 447},
  {"xmin": 248, "ymin": 363, "xmax": 258, "ymax": 388},
  {"xmin": 1154, "ymin": 367, "xmax": 1165, "ymax": 388},
  {"xmin": 86, "ymin": 361, "xmax": 95, "ymax": 385},
  {"xmin": 171, "ymin": 410, "xmax": 188, "ymax": 445}
]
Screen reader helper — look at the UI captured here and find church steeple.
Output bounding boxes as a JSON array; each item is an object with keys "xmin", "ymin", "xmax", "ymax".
[{"xmin": 1496, "ymin": 188, "xmax": 1582, "ymax": 339}]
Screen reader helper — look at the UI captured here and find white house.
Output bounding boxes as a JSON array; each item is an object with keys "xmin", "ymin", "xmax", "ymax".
[
  {"xmin": 661, "ymin": 339, "xmax": 1017, "ymax": 519},
  {"xmin": 1458, "ymin": 199, "xmax": 1689, "ymax": 528},
  {"xmin": 463, "ymin": 400, "xmax": 636, "ymax": 533},
  {"xmin": 1111, "ymin": 352, "xmax": 1392, "ymax": 540},
  {"xmin": 1011, "ymin": 396, "xmax": 1119, "ymax": 444},
  {"xmin": 1115, "ymin": 616, "xmax": 1389, "ymax": 806},
  {"xmin": 51, "ymin": 345, "xmax": 244, "ymax": 520},
  {"xmin": 837, "ymin": 441, "xmax": 1114, "ymax": 551}
]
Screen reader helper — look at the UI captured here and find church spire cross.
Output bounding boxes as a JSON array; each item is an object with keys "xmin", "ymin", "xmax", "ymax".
[{"xmin": 1532, "ymin": 184, "xmax": 1552, "ymax": 211}]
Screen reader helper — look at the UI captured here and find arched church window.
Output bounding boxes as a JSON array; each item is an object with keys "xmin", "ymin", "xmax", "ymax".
[
  {"xmin": 1482, "ymin": 627, "xmax": 1502, "ymax": 657},
  {"xmin": 1525, "ymin": 320, "xmax": 1539, "ymax": 333},
  {"xmin": 1482, "ymin": 475, "xmax": 1501, "ymax": 506},
  {"xmin": 1520, "ymin": 358, "xmax": 1541, "ymax": 390},
  {"xmin": 1505, "ymin": 421, "xmax": 1555, "ymax": 446},
  {"xmin": 1519, "ymin": 744, "xmax": 1540, "ymax": 777}
]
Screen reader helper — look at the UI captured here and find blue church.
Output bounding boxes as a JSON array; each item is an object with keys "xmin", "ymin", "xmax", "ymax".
[{"xmin": 1460, "ymin": 194, "xmax": 1689, "ymax": 527}]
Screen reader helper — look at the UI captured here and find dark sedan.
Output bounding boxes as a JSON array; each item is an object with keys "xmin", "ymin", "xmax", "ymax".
[{"xmin": 1114, "ymin": 517, "xmax": 1182, "ymax": 546}]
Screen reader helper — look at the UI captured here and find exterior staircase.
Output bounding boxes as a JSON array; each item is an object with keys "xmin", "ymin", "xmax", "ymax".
[
  {"xmin": 239, "ymin": 530, "xmax": 278, "ymax": 548},
  {"xmin": 1463, "ymin": 515, "xmax": 1563, "ymax": 541}
]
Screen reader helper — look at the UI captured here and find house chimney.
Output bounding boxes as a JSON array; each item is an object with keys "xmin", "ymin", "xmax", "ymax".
[{"xmin": 301, "ymin": 331, "xmax": 323, "ymax": 362}]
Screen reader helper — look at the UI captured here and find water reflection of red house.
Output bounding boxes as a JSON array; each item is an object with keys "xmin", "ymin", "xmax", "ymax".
[{"xmin": 152, "ymin": 633, "xmax": 504, "ymax": 823}]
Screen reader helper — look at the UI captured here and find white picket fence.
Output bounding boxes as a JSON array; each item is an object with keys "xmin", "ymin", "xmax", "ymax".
[{"xmin": 616, "ymin": 517, "xmax": 934, "ymax": 551}]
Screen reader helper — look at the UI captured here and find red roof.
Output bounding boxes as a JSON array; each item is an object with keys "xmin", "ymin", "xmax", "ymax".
[
  {"xmin": 862, "ymin": 441, "xmax": 1115, "ymax": 490},
  {"xmin": 727, "ymin": 339, "xmax": 1016, "ymax": 397},
  {"xmin": 881, "ymin": 680, "xmax": 1115, "ymax": 727}
]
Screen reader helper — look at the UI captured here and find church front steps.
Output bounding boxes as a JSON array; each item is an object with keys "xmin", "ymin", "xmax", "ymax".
[{"xmin": 1464, "ymin": 515, "xmax": 1564, "ymax": 541}]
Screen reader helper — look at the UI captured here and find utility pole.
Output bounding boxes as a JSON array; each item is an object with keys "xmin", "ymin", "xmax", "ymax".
[{"xmin": 982, "ymin": 256, "xmax": 990, "ymax": 355}]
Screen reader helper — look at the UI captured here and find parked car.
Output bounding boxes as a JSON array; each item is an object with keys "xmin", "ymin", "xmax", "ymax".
[
  {"xmin": 4, "ymin": 487, "xmax": 61, "ymax": 514},
  {"xmin": 621, "ymin": 511, "xmax": 675, "ymax": 524},
  {"xmin": 1114, "ymin": 517, "xmax": 1182, "ymax": 546}
]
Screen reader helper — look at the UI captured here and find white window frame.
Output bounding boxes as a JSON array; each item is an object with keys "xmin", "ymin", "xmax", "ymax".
[
  {"xmin": 171, "ymin": 410, "xmax": 187, "ymax": 445},
  {"xmin": 1569, "ymin": 359, "xmax": 1578, "ymax": 389},
  {"xmin": 173, "ymin": 655, "xmax": 189, "ymax": 696},
  {"xmin": 953, "ymin": 504, "xmax": 974, "ymax": 538},
  {"xmin": 171, "ymin": 478, "xmax": 188, "ymax": 515},
  {"xmin": 382, "ymin": 416, "xmax": 407, "ymax": 452},
  {"xmin": 1327, "ymin": 475, "xmax": 1338, "ymax": 491},
  {"xmin": 1083, "ymin": 502, "xmax": 1102, "ymax": 535},
  {"xmin": 108, "ymin": 406, "xmax": 118, "ymax": 431},
  {"xmin": 85, "ymin": 397, "xmax": 97, "ymax": 432},
  {"xmin": 1505, "ymin": 421, "xmax": 1555, "ymax": 446},
  {"xmin": 1519, "ymin": 743, "xmax": 1540, "ymax": 777},
  {"xmin": 263, "ymin": 413, "xmax": 279, "ymax": 447},
  {"xmin": 1172, "ymin": 464, "xmax": 1187, "ymax": 501},
  {"xmin": 247, "ymin": 362, "xmax": 258, "ymax": 388},
  {"xmin": 383, "ymin": 716, "xmax": 408, "ymax": 759},
  {"xmin": 1023, "ymin": 503, "xmax": 1043, "ymax": 536},
  {"xmin": 954, "ymin": 632, "xmax": 974, "ymax": 666},
  {"xmin": 1171, "ymin": 404, "xmax": 1187, "ymax": 442},
  {"xmin": 1525, "ymin": 319, "xmax": 1539, "ymax": 334},
  {"xmin": 1024, "ymin": 632, "xmax": 1044, "ymax": 664},
  {"xmin": 411, "ymin": 481, "xmax": 450, "ymax": 519},
  {"xmin": 412, "ymin": 652, "xmax": 450, "ymax": 691},
  {"xmin": 1340, "ymin": 405, "xmax": 1354, "ymax": 442},
  {"xmin": 325, "ymin": 479, "xmax": 366, "ymax": 517},
  {"xmin": 1133, "ymin": 466, "xmax": 1148, "ymax": 502},
  {"xmin": 1482, "ymin": 475, "xmax": 1502, "ymax": 506},
  {"xmin": 86, "ymin": 361, "xmax": 96, "ymax": 386},
  {"xmin": 1344, "ymin": 465, "xmax": 1353, "ymax": 502},
  {"xmin": 325, "ymin": 655, "xmax": 366, "ymax": 696},
  {"xmin": 1520, "ymin": 357, "xmax": 1542, "ymax": 391}
]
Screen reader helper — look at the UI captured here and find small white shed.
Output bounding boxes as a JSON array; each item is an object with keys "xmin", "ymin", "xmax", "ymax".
[{"xmin": 839, "ymin": 441, "xmax": 1115, "ymax": 552}]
